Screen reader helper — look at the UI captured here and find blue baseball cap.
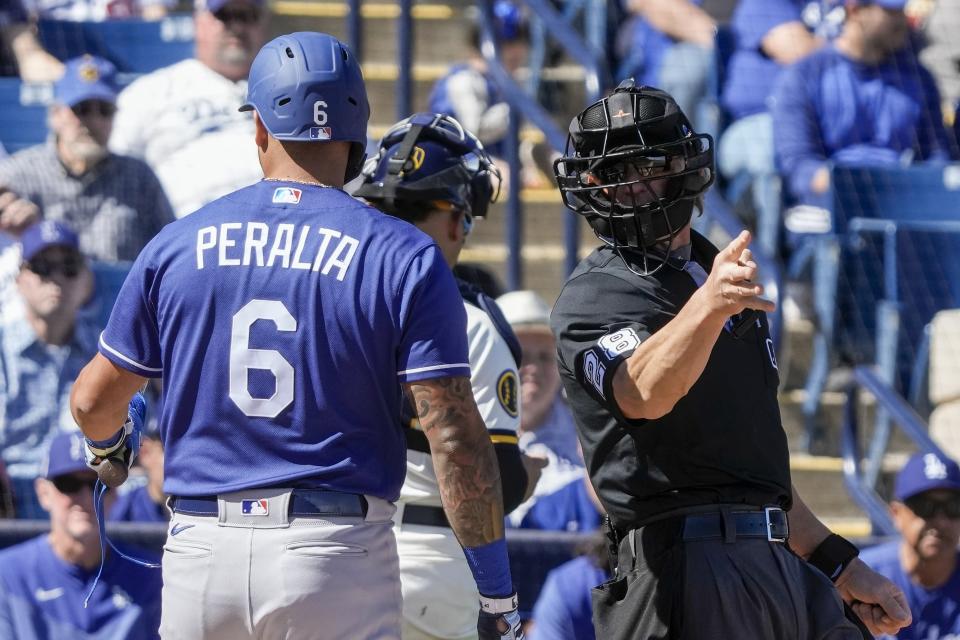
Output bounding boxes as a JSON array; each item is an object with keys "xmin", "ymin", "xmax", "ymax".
[
  {"xmin": 19, "ymin": 220, "xmax": 80, "ymax": 262},
  {"xmin": 894, "ymin": 452, "xmax": 960, "ymax": 501},
  {"xmin": 41, "ymin": 432, "xmax": 91, "ymax": 479},
  {"xmin": 55, "ymin": 55, "xmax": 118, "ymax": 108}
]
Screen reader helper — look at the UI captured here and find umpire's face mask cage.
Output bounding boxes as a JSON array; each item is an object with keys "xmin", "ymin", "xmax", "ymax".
[
  {"xmin": 554, "ymin": 81, "xmax": 715, "ymax": 275},
  {"xmin": 354, "ymin": 112, "xmax": 502, "ymax": 220}
]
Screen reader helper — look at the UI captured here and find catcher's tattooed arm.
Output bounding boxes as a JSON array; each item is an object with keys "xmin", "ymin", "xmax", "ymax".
[{"xmin": 406, "ymin": 376, "xmax": 505, "ymax": 547}]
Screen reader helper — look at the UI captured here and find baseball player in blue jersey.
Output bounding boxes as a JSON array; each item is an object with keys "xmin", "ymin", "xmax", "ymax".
[
  {"xmin": 69, "ymin": 32, "xmax": 522, "ymax": 640},
  {"xmin": 354, "ymin": 113, "xmax": 541, "ymax": 639}
]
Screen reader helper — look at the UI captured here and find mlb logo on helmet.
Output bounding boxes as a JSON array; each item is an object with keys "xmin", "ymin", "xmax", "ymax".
[
  {"xmin": 272, "ymin": 187, "xmax": 302, "ymax": 204},
  {"xmin": 309, "ymin": 127, "xmax": 332, "ymax": 140},
  {"xmin": 241, "ymin": 499, "xmax": 269, "ymax": 516}
]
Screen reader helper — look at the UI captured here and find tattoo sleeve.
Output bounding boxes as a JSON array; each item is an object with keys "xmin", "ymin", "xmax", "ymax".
[{"xmin": 406, "ymin": 376, "xmax": 505, "ymax": 546}]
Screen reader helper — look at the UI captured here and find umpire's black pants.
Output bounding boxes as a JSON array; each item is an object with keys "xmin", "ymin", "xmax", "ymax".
[{"xmin": 592, "ymin": 513, "xmax": 863, "ymax": 640}]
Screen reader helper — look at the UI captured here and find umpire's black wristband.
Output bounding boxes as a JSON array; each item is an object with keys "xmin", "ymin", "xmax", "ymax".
[{"xmin": 808, "ymin": 533, "xmax": 860, "ymax": 582}]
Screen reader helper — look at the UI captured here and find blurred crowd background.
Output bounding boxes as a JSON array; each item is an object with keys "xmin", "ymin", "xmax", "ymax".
[{"xmin": 2, "ymin": 0, "xmax": 960, "ymax": 638}]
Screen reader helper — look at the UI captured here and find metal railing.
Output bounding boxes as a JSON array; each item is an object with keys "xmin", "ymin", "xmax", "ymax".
[
  {"xmin": 475, "ymin": 0, "xmax": 611, "ymax": 284},
  {"xmin": 841, "ymin": 366, "xmax": 948, "ymax": 536}
]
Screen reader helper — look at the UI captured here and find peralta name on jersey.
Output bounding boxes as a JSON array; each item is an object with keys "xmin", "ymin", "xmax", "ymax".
[{"xmin": 196, "ymin": 222, "xmax": 359, "ymax": 281}]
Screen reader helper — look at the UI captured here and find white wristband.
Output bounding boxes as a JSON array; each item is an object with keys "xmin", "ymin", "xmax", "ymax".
[{"xmin": 479, "ymin": 593, "xmax": 518, "ymax": 615}]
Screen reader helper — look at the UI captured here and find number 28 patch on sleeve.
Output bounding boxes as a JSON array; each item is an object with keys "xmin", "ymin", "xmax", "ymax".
[
  {"xmin": 497, "ymin": 370, "xmax": 519, "ymax": 417},
  {"xmin": 579, "ymin": 327, "xmax": 642, "ymax": 400}
]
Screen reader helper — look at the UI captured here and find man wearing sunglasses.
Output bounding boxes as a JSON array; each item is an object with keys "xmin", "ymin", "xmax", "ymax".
[
  {"xmin": 0, "ymin": 221, "xmax": 99, "ymax": 518},
  {"xmin": 0, "ymin": 55, "xmax": 173, "ymax": 262},
  {"xmin": 354, "ymin": 112, "xmax": 537, "ymax": 639},
  {"xmin": 109, "ymin": 0, "xmax": 268, "ymax": 219},
  {"xmin": 861, "ymin": 451, "xmax": 960, "ymax": 639},
  {"xmin": 0, "ymin": 431, "xmax": 162, "ymax": 639}
]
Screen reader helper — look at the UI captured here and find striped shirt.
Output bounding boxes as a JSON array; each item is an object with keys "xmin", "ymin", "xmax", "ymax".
[{"xmin": 0, "ymin": 142, "xmax": 173, "ymax": 262}]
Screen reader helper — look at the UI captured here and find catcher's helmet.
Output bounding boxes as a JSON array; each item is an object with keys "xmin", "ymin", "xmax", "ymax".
[
  {"xmin": 353, "ymin": 112, "xmax": 501, "ymax": 220},
  {"xmin": 240, "ymin": 32, "xmax": 370, "ymax": 181},
  {"xmin": 554, "ymin": 79, "xmax": 714, "ymax": 273}
]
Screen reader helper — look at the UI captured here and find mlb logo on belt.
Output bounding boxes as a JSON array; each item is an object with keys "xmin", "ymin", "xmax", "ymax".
[
  {"xmin": 272, "ymin": 187, "xmax": 302, "ymax": 204},
  {"xmin": 309, "ymin": 126, "xmax": 332, "ymax": 140},
  {"xmin": 241, "ymin": 499, "xmax": 269, "ymax": 516}
]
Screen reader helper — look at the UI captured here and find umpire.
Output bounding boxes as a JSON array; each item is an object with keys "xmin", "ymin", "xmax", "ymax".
[{"xmin": 550, "ymin": 80, "xmax": 912, "ymax": 639}]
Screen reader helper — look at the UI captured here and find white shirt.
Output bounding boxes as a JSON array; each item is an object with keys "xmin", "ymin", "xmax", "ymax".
[
  {"xmin": 400, "ymin": 300, "xmax": 521, "ymax": 506},
  {"xmin": 109, "ymin": 59, "xmax": 263, "ymax": 218}
]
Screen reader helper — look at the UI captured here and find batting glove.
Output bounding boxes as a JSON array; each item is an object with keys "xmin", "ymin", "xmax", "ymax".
[
  {"xmin": 84, "ymin": 392, "xmax": 146, "ymax": 488},
  {"xmin": 477, "ymin": 593, "xmax": 523, "ymax": 640}
]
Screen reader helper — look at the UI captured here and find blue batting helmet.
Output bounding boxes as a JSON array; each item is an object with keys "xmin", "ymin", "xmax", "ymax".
[
  {"xmin": 493, "ymin": 0, "xmax": 526, "ymax": 41},
  {"xmin": 240, "ymin": 31, "xmax": 370, "ymax": 181},
  {"xmin": 353, "ymin": 113, "xmax": 501, "ymax": 219}
]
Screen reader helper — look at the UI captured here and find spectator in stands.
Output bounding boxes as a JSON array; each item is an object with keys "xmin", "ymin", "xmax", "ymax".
[
  {"xmin": 617, "ymin": 0, "xmax": 738, "ymax": 125},
  {"xmin": 498, "ymin": 290, "xmax": 587, "ymax": 531},
  {"xmin": 429, "ymin": 1, "xmax": 548, "ymax": 186},
  {"xmin": 861, "ymin": 451, "xmax": 960, "ymax": 640},
  {"xmin": 0, "ymin": 185, "xmax": 40, "ymax": 239},
  {"xmin": 0, "ymin": 221, "xmax": 98, "ymax": 519},
  {"xmin": 108, "ymin": 414, "xmax": 166, "ymax": 523},
  {"xmin": 511, "ymin": 464, "xmax": 602, "ymax": 533},
  {"xmin": 771, "ymin": 0, "xmax": 952, "ymax": 208},
  {"xmin": 0, "ymin": 55, "xmax": 173, "ymax": 260},
  {"xmin": 25, "ymin": 0, "xmax": 173, "ymax": 21},
  {"xmin": 919, "ymin": 0, "xmax": 960, "ymax": 119},
  {"xmin": 0, "ymin": 432, "xmax": 162, "ymax": 639},
  {"xmin": 527, "ymin": 531, "xmax": 611, "ymax": 640},
  {"xmin": 497, "ymin": 289, "xmax": 581, "ymax": 466},
  {"xmin": 718, "ymin": 0, "xmax": 824, "ymax": 254},
  {"xmin": 110, "ymin": 0, "xmax": 267, "ymax": 218},
  {"xmin": 0, "ymin": 0, "xmax": 63, "ymax": 81}
]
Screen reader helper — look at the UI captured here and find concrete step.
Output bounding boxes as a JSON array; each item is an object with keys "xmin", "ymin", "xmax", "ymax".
[
  {"xmin": 269, "ymin": 1, "xmax": 590, "ymax": 131},
  {"xmin": 790, "ymin": 453, "xmax": 906, "ymax": 523}
]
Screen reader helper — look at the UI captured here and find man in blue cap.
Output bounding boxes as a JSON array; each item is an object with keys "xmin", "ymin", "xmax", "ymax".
[
  {"xmin": 0, "ymin": 54, "xmax": 173, "ymax": 261},
  {"xmin": 0, "ymin": 220, "xmax": 100, "ymax": 518},
  {"xmin": 772, "ymin": 0, "xmax": 953, "ymax": 208},
  {"xmin": 861, "ymin": 451, "xmax": 960, "ymax": 639},
  {"xmin": 0, "ymin": 432, "xmax": 162, "ymax": 640}
]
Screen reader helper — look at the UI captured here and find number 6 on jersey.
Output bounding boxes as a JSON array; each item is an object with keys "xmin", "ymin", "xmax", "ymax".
[{"xmin": 230, "ymin": 299, "xmax": 296, "ymax": 418}]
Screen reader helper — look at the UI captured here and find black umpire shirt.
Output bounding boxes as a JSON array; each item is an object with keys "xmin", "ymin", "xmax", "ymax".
[{"xmin": 550, "ymin": 230, "xmax": 791, "ymax": 531}]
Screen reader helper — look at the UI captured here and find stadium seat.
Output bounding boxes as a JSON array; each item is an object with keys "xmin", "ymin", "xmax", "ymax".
[
  {"xmin": 796, "ymin": 165, "xmax": 960, "ymax": 449},
  {"xmin": 0, "ymin": 79, "xmax": 52, "ymax": 154},
  {"xmin": 37, "ymin": 16, "xmax": 195, "ymax": 74},
  {"xmin": 89, "ymin": 260, "xmax": 132, "ymax": 331}
]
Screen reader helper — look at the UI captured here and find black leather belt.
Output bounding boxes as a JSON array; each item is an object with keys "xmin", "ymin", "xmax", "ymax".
[
  {"xmin": 402, "ymin": 504, "xmax": 449, "ymax": 527},
  {"xmin": 682, "ymin": 507, "xmax": 789, "ymax": 543},
  {"xmin": 170, "ymin": 490, "xmax": 368, "ymax": 518}
]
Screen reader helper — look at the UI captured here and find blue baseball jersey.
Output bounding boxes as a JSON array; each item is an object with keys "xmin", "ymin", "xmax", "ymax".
[
  {"xmin": 529, "ymin": 555, "xmax": 609, "ymax": 640},
  {"xmin": 860, "ymin": 541, "xmax": 960, "ymax": 640},
  {"xmin": 98, "ymin": 181, "xmax": 470, "ymax": 500},
  {"xmin": 722, "ymin": 0, "xmax": 815, "ymax": 122},
  {"xmin": 512, "ymin": 476, "xmax": 602, "ymax": 533},
  {"xmin": 0, "ymin": 536, "xmax": 162, "ymax": 640},
  {"xmin": 772, "ymin": 44, "xmax": 951, "ymax": 204},
  {"xmin": 108, "ymin": 485, "xmax": 169, "ymax": 523},
  {"xmin": 617, "ymin": 0, "xmax": 703, "ymax": 87}
]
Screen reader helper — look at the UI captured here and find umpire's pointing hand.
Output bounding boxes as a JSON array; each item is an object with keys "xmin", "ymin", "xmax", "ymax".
[
  {"xmin": 702, "ymin": 230, "xmax": 776, "ymax": 318},
  {"xmin": 835, "ymin": 558, "xmax": 912, "ymax": 636}
]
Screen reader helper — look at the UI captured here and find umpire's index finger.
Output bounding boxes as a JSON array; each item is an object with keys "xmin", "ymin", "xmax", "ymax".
[{"xmin": 720, "ymin": 230, "xmax": 752, "ymax": 261}]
